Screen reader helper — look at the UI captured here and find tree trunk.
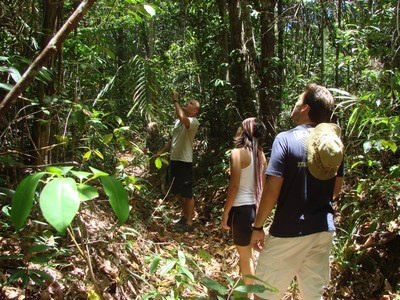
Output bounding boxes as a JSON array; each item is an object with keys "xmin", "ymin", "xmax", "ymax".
[
  {"xmin": 277, "ymin": 0, "xmax": 284, "ymax": 99},
  {"xmin": 335, "ymin": 0, "xmax": 342, "ymax": 86},
  {"xmin": 227, "ymin": 0, "xmax": 255, "ymax": 118},
  {"xmin": 218, "ymin": 0, "xmax": 230, "ymax": 83},
  {"xmin": 320, "ymin": 0, "xmax": 325, "ymax": 82},
  {"xmin": 259, "ymin": 0, "xmax": 277, "ymax": 147},
  {"xmin": 33, "ymin": 0, "xmax": 60, "ymax": 164},
  {"xmin": 240, "ymin": 0, "xmax": 260, "ymax": 102}
]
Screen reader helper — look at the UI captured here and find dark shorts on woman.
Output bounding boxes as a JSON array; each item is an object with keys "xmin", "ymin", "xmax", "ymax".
[
  {"xmin": 170, "ymin": 160, "xmax": 193, "ymax": 198},
  {"xmin": 227, "ymin": 204, "xmax": 256, "ymax": 246}
]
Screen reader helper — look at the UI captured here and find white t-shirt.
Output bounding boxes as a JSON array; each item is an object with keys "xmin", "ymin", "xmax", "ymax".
[{"xmin": 170, "ymin": 117, "xmax": 199, "ymax": 163}]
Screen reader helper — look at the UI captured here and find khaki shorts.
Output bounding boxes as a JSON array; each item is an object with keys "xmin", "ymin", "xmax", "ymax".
[{"xmin": 255, "ymin": 231, "xmax": 334, "ymax": 300}]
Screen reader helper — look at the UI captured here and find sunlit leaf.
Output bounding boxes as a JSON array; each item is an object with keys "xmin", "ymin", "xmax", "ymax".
[
  {"xmin": 77, "ymin": 184, "xmax": 98, "ymax": 201},
  {"xmin": 46, "ymin": 166, "xmax": 63, "ymax": 175},
  {"xmin": 0, "ymin": 83, "xmax": 13, "ymax": 91},
  {"xmin": 159, "ymin": 260, "xmax": 176, "ymax": 276},
  {"xmin": 83, "ymin": 150, "xmax": 92, "ymax": 162},
  {"xmin": 89, "ymin": 167, "xmax": 109, "ymax": 178},
  {"xmin": 363, "ymin": 141, "xmax": 372, "ymax": 153},
  {"xmin": 88, "ymin": 290, "xmax": 101, "ymax": 300},
  {"xmin": 11, "ymin": 173, "xmax": 46, "ymax": 230},
  {"xmin": 115, "ymin": 116, "xmax": 123, "ymax": 125},
  {"xmin": 155, "ymin": 157, "xmax": 162, "ymax": 169},
  {"xmin": 178, "ymin": 250, "xmax": 186, "ymax": 265},
  {"xmin": 93, "ymin": 150, "xmax": 104, "ymax": 160},
  {"xmin": 100, "ymin": 176, "xmax": 129, "ymax": 225},
  {"xmin": 71, "ymin": 171, "xmax": 92, "ymax": 181},
  {"xmin": 39, "ymin": 178, "xmax": 80, "ymax": 234},
  {"xmin": 9, "ymin": 67, "xmax": 21, "ymax": 83},
  {"xmin": 143, "ymin": 4, "xmax": 156, "ymax": 16},
  {"xmin": 103, "ymin": 133, "xmax": 113, "ymax": 144}
]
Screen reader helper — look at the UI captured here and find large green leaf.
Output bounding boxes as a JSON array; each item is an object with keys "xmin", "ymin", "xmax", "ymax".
[
  {"xmin": 77, "ymin": 184, "xmax": 99, "ymax": 201},
  {"xmin": 100, "ymin": 176, "xmax": 129, "ymax": 225},
  {"xmin": 71, "ymin": 171, "xmax": 93, "ymax": 181},
  {"xmin": 200, "ymin": 277, "xmax": 228, "ymax": 294},
  {"xmin": 39, "ymin": 178, "xmax": 80, "ymax": 234},
  {"xmin": 89, "ymin": 166, "xmax": 109, "ymax": 179},
  {"xmin": 234, "ymin": 284, "xmax": 267, "ymax": 293},
  {"xmin": 11, "ymin": 172, "xmax": 46, "ymax": 230}
]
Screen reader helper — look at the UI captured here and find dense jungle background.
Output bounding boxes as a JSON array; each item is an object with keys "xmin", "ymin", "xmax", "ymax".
[{"xmin": 0, "ymin": 0, "xmax": 400, "ymax": 299}]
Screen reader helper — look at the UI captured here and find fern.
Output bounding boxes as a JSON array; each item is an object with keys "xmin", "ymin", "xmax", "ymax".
[{"xmin": 124, "ymin": 55, "xmax": 159, "ymax": 120}]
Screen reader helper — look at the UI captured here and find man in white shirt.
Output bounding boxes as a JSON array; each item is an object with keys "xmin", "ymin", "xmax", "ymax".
[{"xmin": 161, "ymin": 92, "xmax": 200, "ymax": 232}]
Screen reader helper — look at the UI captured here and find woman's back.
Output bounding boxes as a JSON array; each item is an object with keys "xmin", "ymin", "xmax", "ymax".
[{"xmin": 234, "ymin": 148, "xmax": 256, "ymax": 207}]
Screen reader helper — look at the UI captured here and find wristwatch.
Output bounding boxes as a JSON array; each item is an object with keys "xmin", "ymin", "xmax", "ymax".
[{"xmin": 252, "ymin": 225, "xmax": 264, "ymax": 231}]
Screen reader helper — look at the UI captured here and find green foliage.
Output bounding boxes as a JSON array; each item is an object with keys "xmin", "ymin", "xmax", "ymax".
[
  {"xmin": 144, "ymin": 248, "xmax": 276, "ymax": 299},
  {"xmin": 125, "ymin": 55, "xmax": 160, "ymax": 120},
  {"xmin": 100, "ymin": 175, "xmax": 130, "ymax": 225},
  {"xmin": 10, "ymin": 166, "xmax": 130, "ymax": 234},
  {"xmin": 39, "ymin": 178, "xmax": 80, "ymax": 234},
  {"xmin": 11, "ymin": 173, "xmax": 46, "ymax": 230}
]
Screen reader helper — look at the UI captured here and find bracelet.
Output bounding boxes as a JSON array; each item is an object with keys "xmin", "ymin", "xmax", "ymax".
[{"xmin": 252, "ymin": 225, "xmax": 264, "ymax": 231}]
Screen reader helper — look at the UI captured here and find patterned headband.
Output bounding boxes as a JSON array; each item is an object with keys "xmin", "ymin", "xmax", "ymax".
[{"xmin": 242, "ymin": 117, "xmax": 256, "ymax": 137}]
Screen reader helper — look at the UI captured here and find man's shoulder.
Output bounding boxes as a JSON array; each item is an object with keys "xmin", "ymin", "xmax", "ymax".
[
  {"xmin": 189, "ymin": 117, "xmax": 199, "ymax": 125},
  {"xmin": 275, "ymin": 126, "xmax": 310, "ymax": 140},
  {"xmin": 188, "ymin": 117, "xmax": 200, "ymax": 130},
  {"xmin": 274, "ymin": 128, "xmax": 293, "ymax": 141}
]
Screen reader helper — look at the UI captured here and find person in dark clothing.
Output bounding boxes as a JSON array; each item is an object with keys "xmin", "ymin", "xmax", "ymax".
[{"xmin": 251, "ymin": 84, "xmax": 344, "ymax": 300}]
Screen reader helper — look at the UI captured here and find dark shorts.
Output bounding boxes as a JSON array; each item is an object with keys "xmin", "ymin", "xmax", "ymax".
[
  {"xmin": 227, "ymin": 205, "xmax": 256, "ymax": 246},
  {"xmin": 170, "ymin": 160, "xmax": 193, "ymax": 198}
]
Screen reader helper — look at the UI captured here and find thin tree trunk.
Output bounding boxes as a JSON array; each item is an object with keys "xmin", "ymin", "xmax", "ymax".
[
  {"xmin": 241, "ymin": 0, "xmax": 259, "ymax": 104},
  {"xmin": 259, "ymin": 0, "xmax": 277, "ymax": 147},
  {"xmin": 277, "ymin": 0, "xmax": 284, "ymax": 98},
  {"xmin": 30, "ymin": 0, "xmax": 58, "ymax": 164},
  {"xmin": 227, "ymin": 0, "xmax": 255, "ymax": 118},
  {"xmin": 320, "ymin": 0, "xmax": 325, "ymax": 81},
  {"xmin": 0, "ymin": 0, "xmax": 98, "ymax": 120},
  {"xmin": 335, "ymin": 0, "xmax": 342, "ymax": 86},
  {"xmin": 218, "ymin": 0, "xmax": 230, "ymax": 82}
]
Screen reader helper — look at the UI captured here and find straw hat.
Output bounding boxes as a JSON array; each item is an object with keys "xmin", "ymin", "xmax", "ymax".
[{"xmin": 307, "ymin": 123, "xmax": 344, "ymax": 180}]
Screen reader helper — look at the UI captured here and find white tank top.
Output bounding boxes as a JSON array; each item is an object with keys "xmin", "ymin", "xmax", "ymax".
[{"xmin": 233, "ymin": 152, "xmax": 256, "ymax": 207}]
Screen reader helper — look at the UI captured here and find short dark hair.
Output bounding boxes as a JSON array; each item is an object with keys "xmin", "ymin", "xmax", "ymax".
[{"xmin": 303, "ymin": 83, "xmax": 334, "ymax": 123}]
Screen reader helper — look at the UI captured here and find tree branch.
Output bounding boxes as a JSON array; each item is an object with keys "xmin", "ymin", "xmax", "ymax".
[{"xmin": 0, "ymin": 0, "xmax": 97, "ymax": 120}]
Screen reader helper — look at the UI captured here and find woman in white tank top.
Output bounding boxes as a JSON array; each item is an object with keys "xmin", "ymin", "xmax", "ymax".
[{"xmin": 222, "ymin": 118, "xmax": 267, "ymax": 290}]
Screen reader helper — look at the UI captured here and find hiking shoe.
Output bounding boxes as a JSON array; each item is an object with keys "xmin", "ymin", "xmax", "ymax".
[{"xmin": 175, "ymin": 223, "xmax": 194, "ymax": 233}]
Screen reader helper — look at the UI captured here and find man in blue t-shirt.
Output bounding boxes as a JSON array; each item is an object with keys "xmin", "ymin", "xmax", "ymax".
[{"xmin": 251, "ymin": 84, "xmax": 344, "ymax": 300}]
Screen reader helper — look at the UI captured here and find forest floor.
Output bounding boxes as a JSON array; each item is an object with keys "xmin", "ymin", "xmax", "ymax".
[
  {"xmin": 0, "ymin": 151, "xmax": 302, "ymax": 299},
  {"xmin": 1, "ymin": 151, "xmax": 399, "ymax": 299}
]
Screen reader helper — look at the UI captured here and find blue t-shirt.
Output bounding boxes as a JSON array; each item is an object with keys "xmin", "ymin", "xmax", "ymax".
[{"xmin": 267, "ymin": 124, "xmax": 344, "ymax": 237}]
